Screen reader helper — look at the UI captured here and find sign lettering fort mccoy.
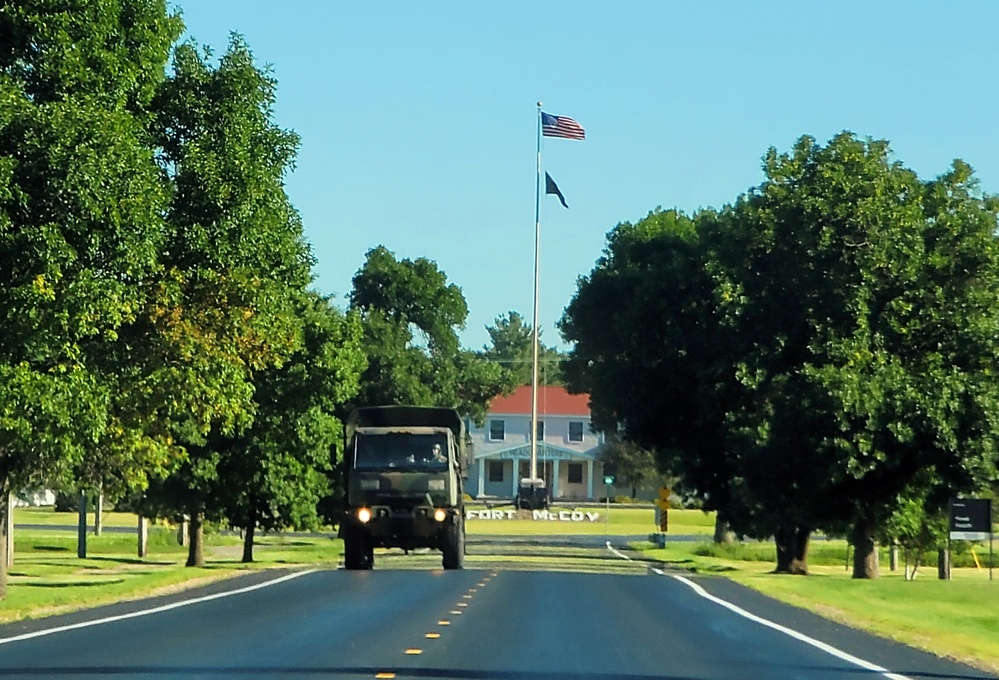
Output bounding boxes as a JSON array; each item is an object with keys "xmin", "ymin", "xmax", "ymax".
[
  {"xmin": 465, "ymin": 509, "xmax": 600, "ymax": 522},
  {"xmin": 949, "ymin": 498, "xmax": 992, "ymax": 541}
]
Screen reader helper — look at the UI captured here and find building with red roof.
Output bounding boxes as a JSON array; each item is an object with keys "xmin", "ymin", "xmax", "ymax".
[{"xmin": 467, "ymin": 385, "xmax": 608, "ymax": 500}]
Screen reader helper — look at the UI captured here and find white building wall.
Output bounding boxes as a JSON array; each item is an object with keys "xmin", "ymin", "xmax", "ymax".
[{"xmin": 467, "ymin": 413, "xmax": 603, "ymax": 499}]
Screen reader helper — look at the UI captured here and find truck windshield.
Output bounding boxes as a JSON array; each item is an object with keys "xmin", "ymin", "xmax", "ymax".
[{"xmin": 354, "ymin": 432, "xmax": 450, "ymax": 470}]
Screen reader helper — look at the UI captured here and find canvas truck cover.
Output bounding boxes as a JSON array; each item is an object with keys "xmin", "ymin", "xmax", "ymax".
[{"xmin": 345, "ymin": 406, "xmax": 465, "ymax": 447}]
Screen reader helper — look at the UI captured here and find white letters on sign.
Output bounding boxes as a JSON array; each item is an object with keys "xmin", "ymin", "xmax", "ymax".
[{"xmin": 463, "ymin": 509, "xmax": 599, "ymax": 522}]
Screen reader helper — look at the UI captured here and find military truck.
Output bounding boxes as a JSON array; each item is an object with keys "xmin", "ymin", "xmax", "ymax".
[
  {"xmin": 339, "ymin": 406, "xmax": 466, "ymax": 570},
  {"xmin": 515, "ymin": 477, "xmax": 549, "ymax": 510}
]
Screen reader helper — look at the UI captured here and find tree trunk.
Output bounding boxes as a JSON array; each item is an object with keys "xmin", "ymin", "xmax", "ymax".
[
  {"xmin": 792, "ymin": 525, "xmax": 810, "ymax": 574},
  {"xmin": 713, "ymin": 514, "xmax": 736, "ymax": 544},
  {"xmin": 5, "ymin": 493, "xmax": 12, "ymax": 568},
  {"xmin": 774, "ymin": 524, "xmax": 809, "ymax": 574},
  {"xmin": 77, "ymin": 491, "xmax": 88, "ymax": 559},
  {"xmin": 937, "ymin": 547, "xmax": 951, "ymax": 580},
  {"xmin": 137, "ymin": 516, "xmax": 148, "ymax": 558},
  {"xmin": 0, "ymin": 463, "xmax": 10, "ymax": 599},
  {"xmin": 851, "ymin": 518, "xmax": 879, "ymax": 579},
  {"xmin": 94, "ymin": 492, "xmax": 102, "ymax": 536},
  {"xmin": 242, "ymin": 508, "xmax": 256, "ymax": 563},
  {"xmin": 186, "ymin": 513, "xmax": 205, "ymax": 568}
]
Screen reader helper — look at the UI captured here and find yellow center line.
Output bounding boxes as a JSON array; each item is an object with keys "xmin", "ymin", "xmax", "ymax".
[
  {"xmin": 405, "ymin": 648, "xmax": 422, "ymax": 655},
  {"xmin": 426, "ymin": 632, "xmax": 441, "ymax": 639},
  {"xmin": 375, "ymin": 674, "xmax": 396, "ymax": 679},
  {"xmin": 438, "ymin": 620, "xmax": 450, "ymax": 625}
]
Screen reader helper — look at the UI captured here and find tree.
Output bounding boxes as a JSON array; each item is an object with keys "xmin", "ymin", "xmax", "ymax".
[
  {"xmin": 598, "ymin": 439, "xmax": 658, "ymax": 499},
  {"xmin": 0, "ymin": 0, "xmax": 183, "ymax": 596},
  {"xmin": 560, "ymin": 208, "xmax": 745, "ymax": 549},
  {"xmin": 563, "ymin": 134, "xmax": 999, "ymax": 579},
  {"xmin": 140, "ymin": 35, "xmax": 315, "ymax": 567},
  {"xmin": 881, "ymin": 490, "xmax": 948, "ymax": 581},
  {"xmin": 216, "ymin": 293, "xmax": 365, "ymax": 562},
  {"xmin": 482, "ymin": 311, "xmax": 565, "ymax": 388},
  {"xmin": 348, "ymin": 246, "xmax": 507, "ymax": 425},
  {"xmin": 718, "ymin": 134, "xmax": 999, "ymax": 577}
]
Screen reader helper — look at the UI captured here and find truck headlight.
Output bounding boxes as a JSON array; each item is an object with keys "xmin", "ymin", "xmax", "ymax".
[
  {"xmin": 433, "ymin": 508, "xmax": 447, "ymax": 522},
  {"xmin": 357, "ymin": 507, "xmax": 372, "ymax": 523}
]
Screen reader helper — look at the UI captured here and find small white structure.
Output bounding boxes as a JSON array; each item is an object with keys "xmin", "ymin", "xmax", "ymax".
[{"xmin": 12, "ymin": 490, "xmax": 56, "ymax": 507}]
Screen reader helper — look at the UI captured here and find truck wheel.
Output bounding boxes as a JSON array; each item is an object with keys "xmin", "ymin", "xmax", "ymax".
[
  {"xmin": 442, "ymin": 519, "xmax": 465, "ymax": 570},
  {"xmin": 344, "ymin": 529, "xmax": 373, "ymax": 570}
]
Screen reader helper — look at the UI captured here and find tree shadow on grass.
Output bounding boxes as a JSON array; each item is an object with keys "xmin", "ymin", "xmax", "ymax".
[
  {"xmin": 20, "ymin": 578, "xmax": 126, "ymax": 588},
  {"xmin": 83, "ymin": 556, "xmax": 175, "ymax": 567}
]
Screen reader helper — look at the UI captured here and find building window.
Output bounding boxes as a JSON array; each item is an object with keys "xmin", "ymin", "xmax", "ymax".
[
  {"xmin": 568, "ymin": 462, "xmax": 583, "ymax": 484},
  {"xmin": 535, "ymin": 420, "xmax": 545, "ymax": 440},
  {"xmin": 488, "ymin": 460, "xmax": 504, "ymax": 483},
  {"xmin": 489, "ymin": 419, "xmax": 505, "ymax": 441},
  {"xmin": 568, "ymin": 421, "xmax": 584, "ymax": 443}
]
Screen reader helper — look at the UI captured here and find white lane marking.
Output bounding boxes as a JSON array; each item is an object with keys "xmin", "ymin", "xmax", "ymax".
[
  {"xmin": 604, "ymin": 542, "xmax": 913, "ymax": 680},
  {"xmin": 0, "ymin": 569, "xmax": 317, "ymax": 646}
]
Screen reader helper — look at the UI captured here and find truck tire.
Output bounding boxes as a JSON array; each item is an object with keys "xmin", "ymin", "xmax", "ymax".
[
  {"xmin": 344, "ymin": 528, "xmax": 373, "ymax": 570},
  {"xmin": 442, "ymin": 518, "xmax": 465, "ymax": 570}
]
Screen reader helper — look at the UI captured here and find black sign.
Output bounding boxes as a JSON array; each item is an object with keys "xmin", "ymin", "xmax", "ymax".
[{"xmin": 949, "ymin": 498, "xmax": 992, "ymax": 540}]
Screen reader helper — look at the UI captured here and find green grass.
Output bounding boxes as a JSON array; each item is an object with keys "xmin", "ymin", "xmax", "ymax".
[{"xmin": 14, "ymin": 507, "xmax": 142, "ymax": 529}]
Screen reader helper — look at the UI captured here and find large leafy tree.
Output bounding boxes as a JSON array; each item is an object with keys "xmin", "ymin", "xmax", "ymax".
[
  {"xmin": 564, "ymin": 135, "xmax": 999, "ymax": 578},
  {"xmin": 0, "ymin": 0, "xmax": 183, "ymax": 596},
  {"xmin": 348, "ymin": 246, "xmax": 507, "ymax": 425},
  {"xmin": 561, "ymin": 209, "xmax": 746, "ymax": 548},
  {"xmin": 720, "ymin": 134, "xmax": 999, "ymax": 577},
  {"xmin": 217, "ymin": 293, "xmax": 365, "ymax": 562},
  {"xmin": 140, "ymin": 35, "xmax": 315, "ymax": 567}
]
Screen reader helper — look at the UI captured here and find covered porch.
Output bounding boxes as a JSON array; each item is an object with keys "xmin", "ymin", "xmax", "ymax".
[{"xmin": 474, "ymin": 443, "xmax": 601, "ymax": 501}]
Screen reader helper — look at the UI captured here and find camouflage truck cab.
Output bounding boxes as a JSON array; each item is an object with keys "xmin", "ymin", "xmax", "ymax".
[{"xmin": 340, "ymin": 406, "xmax": 466, "ymax": 570}]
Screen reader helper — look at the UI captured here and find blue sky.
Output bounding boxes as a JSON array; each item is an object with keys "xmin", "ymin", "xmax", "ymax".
[{"xmin": 173, "ymin": 1, "xmax": 999, "ymax": 350}]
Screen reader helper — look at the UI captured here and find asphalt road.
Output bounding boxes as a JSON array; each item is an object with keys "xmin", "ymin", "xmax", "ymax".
[{"xmin": 0, "ymin": 542, "xmax": 993, "ymax": 680}]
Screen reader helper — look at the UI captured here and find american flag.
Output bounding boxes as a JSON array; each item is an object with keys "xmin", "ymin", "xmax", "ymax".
[{"xmin": 541, "ymin": 112, "xmax": 585, "ymax": 140}]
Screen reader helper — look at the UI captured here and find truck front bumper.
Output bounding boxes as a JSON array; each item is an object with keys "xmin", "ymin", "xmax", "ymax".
[{"xmin": 344, "ymin": 505, "xmax": 459, "ymax": 550}]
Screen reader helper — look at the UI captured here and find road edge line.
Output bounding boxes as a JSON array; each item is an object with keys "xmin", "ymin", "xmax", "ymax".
[
  {"xmin": 0, "ymin": 568, "xmax": 317, "ymax": 646},
  {"xmin": 604, "ymin": 541, "xmax": 912, "ymax": 680}
]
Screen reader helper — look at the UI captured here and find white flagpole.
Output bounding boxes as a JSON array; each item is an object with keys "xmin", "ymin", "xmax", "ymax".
[{"xmin": 531, "ymin": 102, "xmax": 542, "ymax": 482}]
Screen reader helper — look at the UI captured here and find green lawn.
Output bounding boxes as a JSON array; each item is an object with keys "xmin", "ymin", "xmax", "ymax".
[{"xmin": 14, "ymin": 506, "xmax": 143, "ymax": 529}]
